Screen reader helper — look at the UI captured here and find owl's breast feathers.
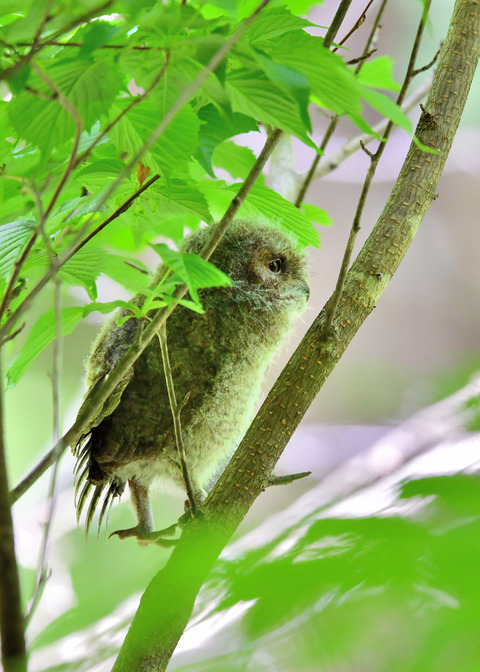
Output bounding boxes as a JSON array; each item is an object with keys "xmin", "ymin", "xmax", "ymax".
[{"xmin": 73, "ymin": 220, "xmax": 309, "ymax": 530}]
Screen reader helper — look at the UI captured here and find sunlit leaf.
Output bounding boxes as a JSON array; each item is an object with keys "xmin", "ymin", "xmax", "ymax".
[{"xmin": 152, "ymin": 243, "xmax": 232, "ymax": 303}]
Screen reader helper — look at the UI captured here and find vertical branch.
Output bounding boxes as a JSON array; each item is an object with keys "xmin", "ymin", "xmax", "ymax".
[
  {"xmin": 0, "ymin": 359, "xmax": 27, "ymax": 672},
  {"xmin": 157, "ymin": 325, "xmax": 197, "ymax": 512},
  {"xmin": 25, "ymin": 278, "xmax": 63, "ymax": 626},
  {"xmin": 323, "ymin": 0, "xmax": 354, "ymax": 49}
]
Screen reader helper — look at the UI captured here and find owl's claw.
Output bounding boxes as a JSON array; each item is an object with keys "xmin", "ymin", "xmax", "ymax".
[{"xmin": 109, "ymin": 522, "xmax": 178, "ymax": 547}]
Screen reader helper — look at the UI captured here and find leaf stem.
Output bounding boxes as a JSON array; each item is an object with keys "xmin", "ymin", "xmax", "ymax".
[{"xmin": 157, "ymin": 325, "xmax": 197, "ymax": 513}]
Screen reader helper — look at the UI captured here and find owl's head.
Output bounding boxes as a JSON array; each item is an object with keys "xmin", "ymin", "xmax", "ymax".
[{"xmin": 182, "ymin": 219, "xmax": 310, "ymax": 314}]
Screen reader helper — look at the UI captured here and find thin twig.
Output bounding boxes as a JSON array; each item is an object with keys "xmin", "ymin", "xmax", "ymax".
[
  {"xmin": 25, "ymin": 278, "xmax": 62, "ymax": 627},
  {"xmin": 9, "ymin": 113, "xmax": 283, "ymax": 505},
  {"xmin": 323, "ymin": 0, "xmax": 354, "ymax": 49},
  {"xmin": 294, "ymin": 118, "xmax": 338, "ymax": 208},
  {"xmin": 334, "ymin": 0, "xmax": 376, "ymax": 50},
  {"xmin": 323, "ymin": 0, "xmax": 433, "ymax": 333},
  {"xmin": 412, "ymin": 45, "xmax": 442, "ymax": 76},
  {"xmin": 157, "ymin": 325, "xmax": 197, "ymax": 513},
  {"xmin": 0, "ymin": 0, "xmax": 272, "ymax": 345},
  {"xmin": 312, "ymin": 75, "xmax": 433, "ymax": 180}
]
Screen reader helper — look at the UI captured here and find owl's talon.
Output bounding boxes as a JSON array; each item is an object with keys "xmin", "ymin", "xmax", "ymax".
[{"xmin": 109, "ymin": 522, "xmax": 178, "ymax": 547}]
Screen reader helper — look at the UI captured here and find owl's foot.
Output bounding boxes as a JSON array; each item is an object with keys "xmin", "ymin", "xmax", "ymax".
[{"xmin": 109, "ymin": 522, "xmax": 178, "ymax": 547}]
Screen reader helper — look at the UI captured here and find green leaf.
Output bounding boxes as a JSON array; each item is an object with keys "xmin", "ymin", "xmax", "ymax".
[
  {"xmin": 253, "ymin": 53, "xmax": 311, "ymax": 132},
  {"xmin": 212, "ymin": 141, "xmax": 259, "ymax": 180},
  {"xmin": 59, "ymin": 247, "xmax": 105, "ymax": 300},
  {"xmin": 195, "ymin": 104, "xmax": 258, "ymax": 176},
  {"xmin": 153, "ymin": 180, "xmax": 212, "ymax": 223},
  {"xmin": 6, "ymin": 300, "xmax": 131, "ymax": 388},
  {"xmin": 8, "ymin": 56, "xmax": 124, "ymax": 158},
  {"xmin": 240, "ymin": 185, "xmax": 320, "ymax": 248},
  {"xmin": 151, "ymin": 243, "xmax": 232, "ymax": 303},
  {"xmin": 199, "ymin": 182, "xmax": 320, "ymax": 248},
  {"xmin": 0, "ymin": 219, "xmax": 35, "ymax": 286},
  {"xmin": 301, "ymin": 203, "xmax": 333, "ymax": 227},
  {"xmin": 7, "ymin": 307, "xmax": 83, "ymax": 388},
  {"xmin": 248, "ymin": 7, "xmax": 313, "ymax": 45},
  {"xmin": 269, "ymin": 33, "xmax": 364, "ymax": 119},
  {"xmin": 356, "ymin": 56, "xmax": 402, "ymax": 91},
  {"xmin": 108, "ymin": 101, "xmax": 200, "ymax": 176},
  {"xmin": 226, "ymin": 69, "xmax": 315, "ymax": 148}
]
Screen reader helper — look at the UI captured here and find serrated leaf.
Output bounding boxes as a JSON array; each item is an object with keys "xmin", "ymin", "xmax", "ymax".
[
  {"xmin": 76, "ymin": 159, "xmax": 127, "ymax": 178},
  {"xmin": 301, "ymin": 203, "xmax": 333, "ymax": 227},
  {"xmin": 253, "ymin": 53, "xmax": 311, "ymax": 132},
  {"xmin": 269, "ymin": 33, "xmax": 364, "ymax": 120},
  {"xmin": 108, "ymin": 101, "xmax": 199, "ymax": 176},
  {"xmin": 248, "ymin": 7, "xmax": 313, "ymax": 45},
  {"xmin": 356, "ymin": 56, "xmax": 401, "ymax": 92},
  {"xmin": 59, "ymin": 247, "xmax": 105, "ymax": 300},
  {"xmin": 152, "ymin": 243, "xmax": 232, "ymax": 303},
  {"xmin": 7, "ymin": 56, "xmax": 123, "ymax": 158},
  {"xmin": 240, "ymin": 186, "xmax": 320, "ymax": 248},
  {"xmin": 226, "ymin": 69, "xmax": 315, "ymax": 148},
  {"xmin": 195, "ymin": 104, "xmax": 258, "ymax": 176},
  {"xmin": 153, "ymin": 180, "xmax": 212, "ymax": 223},
  {"xmin": 0, "ymin": 219, "xmax": 35, "ymax": 284},
  {"xmin": 212, "ymin": 141, "xmax": 259, "ymax": 180},
  {"xmin": 6, "ymin": 300, "xmax": 131, "ymax": 388}
]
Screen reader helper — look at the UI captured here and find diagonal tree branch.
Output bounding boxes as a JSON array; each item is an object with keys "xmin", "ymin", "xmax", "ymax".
[{"xmin": 110, "ymin": 1, "xmax": 480, "ymax": 669}]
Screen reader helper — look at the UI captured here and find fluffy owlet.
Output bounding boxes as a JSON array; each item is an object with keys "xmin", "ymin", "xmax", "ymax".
[{"xmin": 73, "ymin": 219, "xmax": 310, "ymax": 541}]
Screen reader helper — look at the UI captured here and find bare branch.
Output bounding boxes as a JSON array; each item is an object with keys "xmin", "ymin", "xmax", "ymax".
[
  {"xmin": 323, "ymin": 0, "xmax": 354, "ymax": 49},
  {"xmin": 0, "ymin": 361, "xmax": 27, "ymax": 672}
]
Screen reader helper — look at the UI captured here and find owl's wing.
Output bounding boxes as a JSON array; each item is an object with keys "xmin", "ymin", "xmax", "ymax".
[
  {"xmin": 74, "ymin": 313, "xmax": 138, "ymax": 447},
  {"xmin": 73, "ymin": 314, "xmax": 139, "ymax": 534}
]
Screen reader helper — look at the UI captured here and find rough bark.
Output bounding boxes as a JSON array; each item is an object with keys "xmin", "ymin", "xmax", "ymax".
[
  {"xmin": 0, "ymin": 362, "xmax": 27, "ymax": 672},
  {"xmin": 112, "ymin": 1, "xmax": 480, "ymax": 670}
]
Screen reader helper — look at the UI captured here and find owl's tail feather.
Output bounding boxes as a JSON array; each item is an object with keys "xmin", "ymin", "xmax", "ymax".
[{"xmin": 74, "ymin": 449, "xmax": 125, "ymax": 537}]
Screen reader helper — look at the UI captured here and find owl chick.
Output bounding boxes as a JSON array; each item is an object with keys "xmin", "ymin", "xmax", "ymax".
[{"xmin": 73, "ymin": 219, "xmax": 309, "ymax": 541}]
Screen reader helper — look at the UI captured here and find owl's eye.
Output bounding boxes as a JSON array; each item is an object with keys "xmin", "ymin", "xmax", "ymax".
[{"xmin": 266, "ymin": 258, "xmax": 283, "ymax": 274}]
